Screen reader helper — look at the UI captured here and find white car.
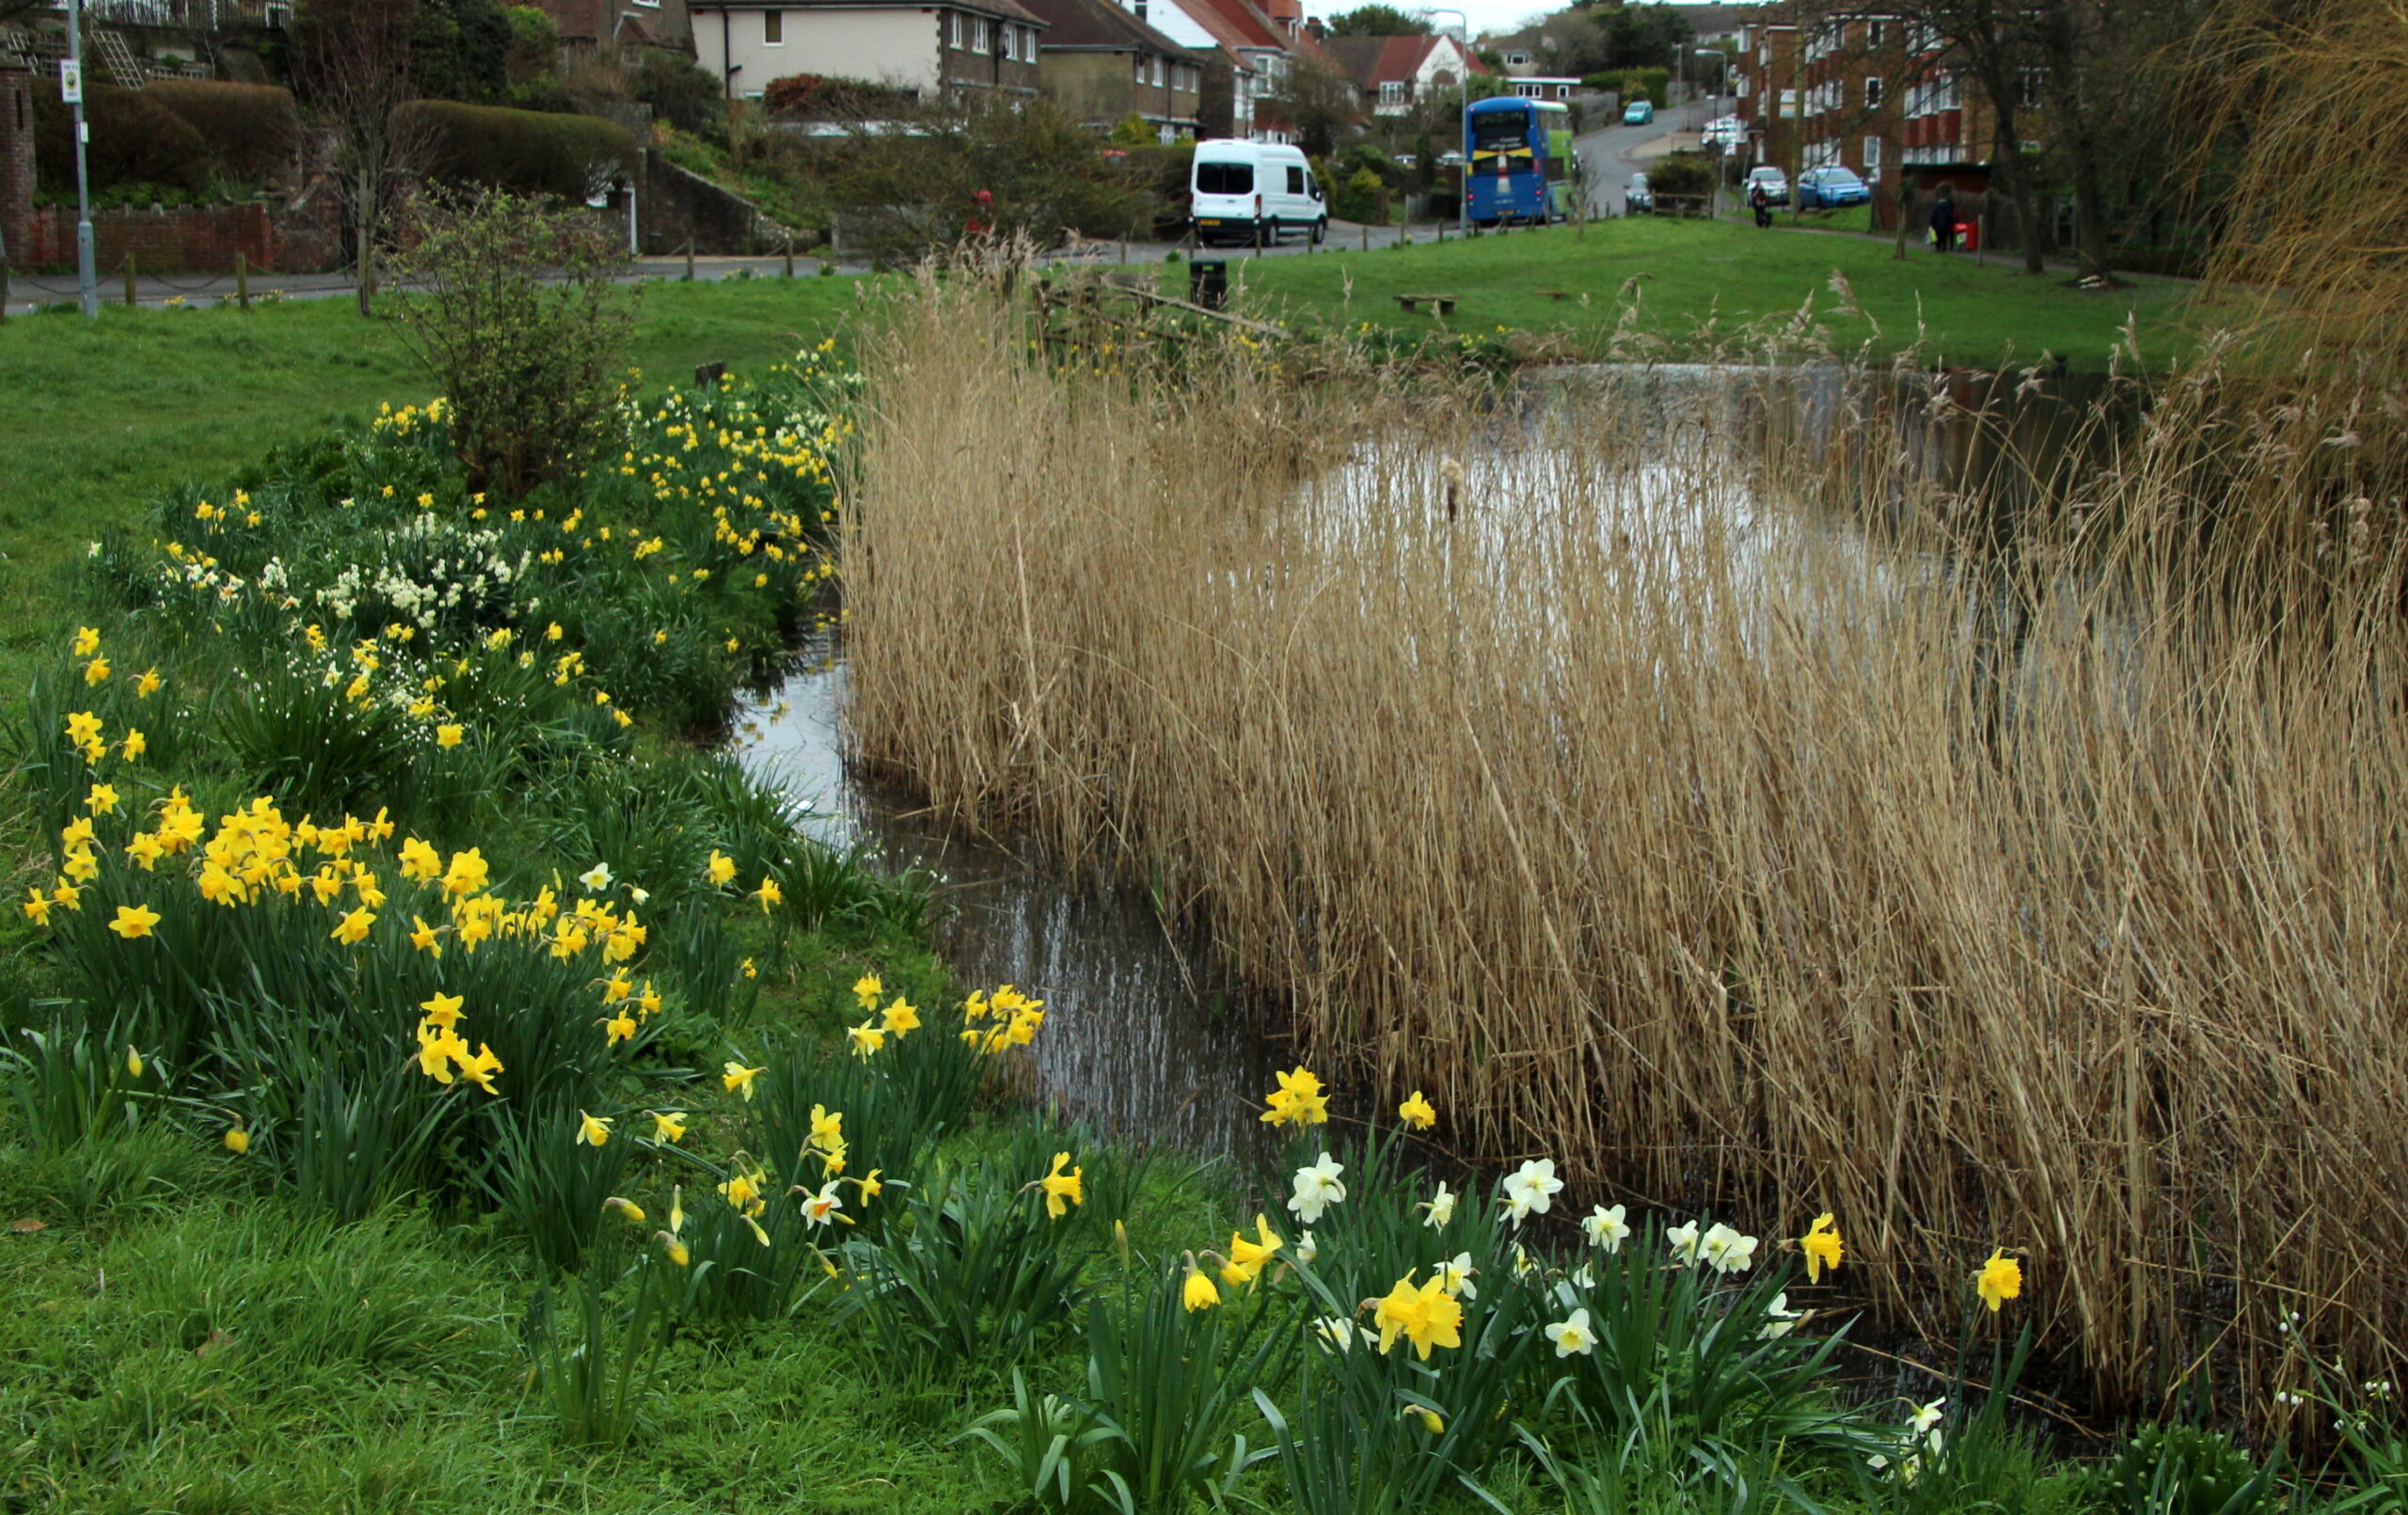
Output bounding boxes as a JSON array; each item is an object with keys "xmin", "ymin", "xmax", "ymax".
[{"xmin": 1744, "ymin": 166, "xmax": 1790, "ymax": 206}]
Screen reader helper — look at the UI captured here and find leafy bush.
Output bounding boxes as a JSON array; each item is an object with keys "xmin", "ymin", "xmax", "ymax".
[
  {"xmin": 632, "ymin": 51, "xmax": 726, "ymax": 136},
  {"xmin": 144, "ymin": 82, "xmax": 301, "ymax": 183},
  {"xmin": 763, "ymin": 71, "xmax": 918, "ymax": 120},
  {"xmin": 401, "ymin": 100, "xmax": 641, "ymax": 202},
  {"xmin": 2094, "ymin": 1426, "xmax": 2274, "ymax": 1515},
  {"xmin": 1648, "ymin": 151, "xmax": 1717, "ymax": 201},
  {"xmin": 32, "ymin": 81, "xmax": 211, "ymax": 196},
  {"xmin": 393, "ymin": 191, "xmax": 635, "ymax": 499}
]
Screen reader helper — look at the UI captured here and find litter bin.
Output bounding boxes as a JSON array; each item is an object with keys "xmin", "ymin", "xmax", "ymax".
[
  {"xmin": 1190, "ymin": 259, "xmax": 1228, "ymax": 310},
  {"xmin": 1956, "ymin": 220, "xmax": 1978, "ymax": 253}
]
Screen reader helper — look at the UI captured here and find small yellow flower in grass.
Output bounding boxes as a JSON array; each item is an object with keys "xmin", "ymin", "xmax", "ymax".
[
  {"xmin": 852, "ymin": 973, "xmax": 882, "ymax": 1010},
  {"xmin": 84, "ymin": 655, "xmax": 111, "ymax": 686},
  {"xmin": 546, "ymin": 623, "xmax": 563, "ymax": 641},
  {"xmin": 754, "ymin": 876, "xmax": 783, "ymax": 912},
  {"xmin": 879, "ymin": 997, "xmax": 920, "ymax": 1036},
  {"xmin": 603, "ymin": 1196, "xmax": 645, "ymax": 1223},
  {"xmin": 847, "ymin": 1019, "xmax": 885, "ymax": 1058},
  {"xmin": 65, "ymin": 711, "xmax": 102, "ymax": 747},
  {"xmin": 120, "ymin": 729, "xmax": 145, "ymax": 759},
  {"xmin": 1038, "ymin": 1152, "xmax": 1085, "ymax": 1220},
  {"xmin": 1182, "ymin": 1259, "xmax": 1220, "ymax": 1312},
  {"xmin": 1801, "ymin": 1213, "xmax": 1844, "ymax": 1284},
  {"xmin": 650, "ymin": 1111, "xmax": 688, "ymax": 1144},
  {"xmin": 578, "ymin": 1111, "xmax": 613, "ymax": 1147},
  {"xmin": 224, "ymin": 1126, "xmax": 249, "ymax": 1155},
  {"xmin": 740, "ymin": 957, "xmax": 757, "ymax": 979},
  {"xmin": 23, "ymin": 889, "xmax": 53, "ymax": 923},
  {"xmin": 61, "ymin": 816, "xmax": 94, "ymax": 848},
  {"xmin": 659, "ymin": 1231, "xmax": 690, "ymax": 1267},
  {"xmin": 125, "ymin": 1046, "xmax": 146, "ymax": 1080},
  {"xmin": 1976, "ymin": 1248, "xmax": 2023, "ymax": 1312},
  {"xmin": 441, "ymin": 848, "xmax": 489, "ymax": 898},
  {"xmin": 87, "ymin": 782, "xmax": 119, "ymax": 814},
  {"xmin": 613, "ymin": 709, "xmax": 633, "ymax": 729},
  {"xmin": 72, "ymin": 626, "xmax": 100, "ymax": 657},
  {"xmin": 108, "ymin": 904, "xmax": 161, "ymax": 939},
  {"xmin": 706, "ymin": 850, "xmax": 737, "ymax": 886},
  {"xmin": 1398, "ymin": 1090, "xmax": 1437, "ymax": 1130},
  {"xmin": 723, "ymin": 1060, "xmax": 765, "ymax": 1099},
  {"xmin": 135, "ymin": 669, "xmax": 162, "ymax": 698},
  {"xmin": 398, "ymin": 838, "xmax": 442, "ymax": 881},
  {"xmin": 330, "ymin": 907, "xmax": 375, "ymax": 945},
  {"xmin": 436, "ymin": 724, "xmax": 464, "ymax": 750}
]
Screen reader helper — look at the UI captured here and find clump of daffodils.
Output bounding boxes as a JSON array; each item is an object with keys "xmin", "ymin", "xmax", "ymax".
[{"xmin": 960, "ymin": 984, "xmax": 1045, "ymax": 1053}]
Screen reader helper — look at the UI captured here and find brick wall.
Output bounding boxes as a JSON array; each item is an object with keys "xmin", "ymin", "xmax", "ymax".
[
  {"xmin": 639, "ymin": 149, "xmax": 800, "ymax": 256},
  {"xmin": 18, "ymin": 197, "xmax": 345, "ymax": 275},
  {"xmin": 1, "ymin": 71, "xmax": 34, "ymax": 266}
]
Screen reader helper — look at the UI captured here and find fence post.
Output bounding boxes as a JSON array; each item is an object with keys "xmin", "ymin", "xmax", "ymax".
[
  {"xmin": 783, "ymin": 236, "xmax": 793, "ymax": 277},
  {"xmin": 236, "ymin": 250, "xmax": 250, "ymax": 311},
  {"xmin": 1361, "ymin": 222, "xmax": 1369, "ymax": 252},
  {"xmin": 123, "ymin": 253, "xmax": 136, "ymax": 309}
]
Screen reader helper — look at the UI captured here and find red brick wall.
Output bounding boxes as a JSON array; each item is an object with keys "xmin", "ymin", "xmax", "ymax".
[
  {"xmin": 20, "ymin": 198, "xmax": 345, "ymax": 275},
  {"xmin": 1, "ymin": 71, "xmax": 35, "ymax": 266}
]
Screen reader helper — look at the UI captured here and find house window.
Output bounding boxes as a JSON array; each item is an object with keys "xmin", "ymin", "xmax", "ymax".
[
  {"xmin": 1867, "ymin": 19, "xmax": 1884, "ymax": 46},
  {"xmin": 975, "ymin": 18, "xmax": 990, "ymax": 53},
  {"xmin": 1379, "ymin": 80, "xmax": 1404, "ymax": 105},
  {"xmin": 2019, "ymin": 68, "xmax": 2046, "ymax": 107},
  {"xmin": 1504, "ymin": 51, "xmax": 1529, "ymax": 67},
  {"xmin": 1864, "ymin": 75, "xmax": 1882, "ymax": 107},
  {"xmin": 1862, "ymin": 134, "xmax": 1881, "ymax": 173},
  {"xmin": 949, "ymin": 12, "xmax": 962, "ymax": 48},
  {"xmin": 1151, "ymin": 55, "xmax": 1164, "ymax": 86},
  {"xmin": 1134, "ymin": 54, "xmax": 1147, "ymax": 82},
  {"xmin": 763, "ymin": 8, "xmax": 783, "ymax": 44}
]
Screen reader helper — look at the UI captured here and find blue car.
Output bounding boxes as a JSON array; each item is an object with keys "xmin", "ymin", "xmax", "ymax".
[
  {"xmin": 1797, "ymin": 165, "xmax": 1871, "ymax": 209},
  {"xmin": 1623, "ymin": 99, "xmax": 1654, "ymax": 125}
]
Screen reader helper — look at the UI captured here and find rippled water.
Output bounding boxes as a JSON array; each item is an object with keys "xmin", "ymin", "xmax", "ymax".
[{"xmin": 732, "ymin": 646, "xmax": 1280, "ymax": 1160}]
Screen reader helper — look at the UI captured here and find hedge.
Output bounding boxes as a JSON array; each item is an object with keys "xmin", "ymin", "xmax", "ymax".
[
  {"xmin": 33, "ymin": 81, "xmax": 212, "ymax": 196},
  {"xmin": 400, "ymin": 100, "xmax": 641, "ymax": 202},
  {"xmin": 146, "ymin": 82, "xmax": 300, "ymax": 184}
]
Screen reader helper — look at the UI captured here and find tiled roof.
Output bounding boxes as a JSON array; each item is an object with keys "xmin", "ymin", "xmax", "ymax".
[
  {"xmin": 1019, "ymin": 0, "xmax": 1192, "ymax": 51},
  {"xmin": 691, "ymin": 0, "xmax": 1049, "ymax": 24}
]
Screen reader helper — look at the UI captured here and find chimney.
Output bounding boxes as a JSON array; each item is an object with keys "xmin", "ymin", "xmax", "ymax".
[{"xmin": 1305, "ymin": 16, "xmax": 1324, "ymax": 39}]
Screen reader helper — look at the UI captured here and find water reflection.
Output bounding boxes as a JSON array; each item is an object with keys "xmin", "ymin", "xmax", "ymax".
[{"xmin": 733, "ymin": 646, "xmax": 1279, "ymax": 1160}]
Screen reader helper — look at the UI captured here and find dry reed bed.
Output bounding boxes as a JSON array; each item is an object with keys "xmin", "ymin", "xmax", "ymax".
[{"xmin": 842, "ymin": 277, "xmax": 2408, "ymax": 1415}]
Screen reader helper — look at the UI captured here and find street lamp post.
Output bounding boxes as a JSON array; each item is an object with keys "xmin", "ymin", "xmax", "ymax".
[
  {"xmin": 1426, "ymin": 7, "xmax": 1469, "ymax": 242},
  {"xmin": 63, "ymin": 0, "xmax": 97, "ymax": 320}
]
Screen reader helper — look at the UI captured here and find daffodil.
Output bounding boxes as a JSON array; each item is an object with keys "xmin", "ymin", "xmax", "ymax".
[
  {"xmin": 107, "ymin": 904, "xmax": 161, "ymax": 939},
  {"xmin": 1667, "ymin": 1220, "xmax": 1704, "ymax": 1267},
  {"xmin": 707, "ymin": 850, "xmax": 738, "ymax": 886},
  {"xmin": 650, "ymin": 1111, "xmax": 689, "ymax": 1143},
  {"xmin": 879, "ymin": 997, "xmax": 920, "ymax": 1035},
  {"xmin": 1398, "ymin": 1089, "xmax": 1437, "ymax": 1129},
  {"xmin": 847, "ymin": 1019, "xmax": 886, "ymax": 1058},
  {"xmin": 1420, "ymin": 1181, "xmax": 1457, "ymax": 1228},
  {"xmin": 224, "ymin": 1127, "xmax": 249, "ymax": 1155},
  {"xmin": 1500, "ymin": 1158, "xmax": 1565, "ymax": 1225},
  {"xmin": 1370, "ymin": 1270, "xmax": 1464, "ymax": 1360},
  {"xmin": 578, "ymin": 1111, "xmax": 613, "ymax": 1146},
  {"xmin": 1224, "ymin": 1213, "xmax": 1282, "ymax": 1281},
  {"xmin": 1760, "ymin": 1291, "xmax": 1804, "ymax": 1339},
  {"xmin": 330, "ymin": 907, "xmax": 375, "ymax": 945},
  {"xmin": 420, "ymin": 991, "xmax": 465, "ymax": 1032},
  {"xmin": 72, "ymin": 626, "xmax": 100, "ymax": 656},
  {"xmin": 1288, "ymin": 1151, "xmax": 1347, "ymax": 1224},
  {"xmin": 1434, "ymin": 1252, "xmax": 1478, "ymax": 1300},
  {"xmin": 799, "ymin": 1180, "xmax": 847, "ymax": 1227},
  {"xmin": 125, "ymin": 1046, "xmax": 145, "ymax": 1079},
  {"xmin": 1801, "ymin": 1213, "xmax": 1844, "ymax": 1283},
  {"xmin": 723, "ymin": 1060, "xmax": 765, "ymax": 1099},
  {"xmin": 1583, "ymin": 1203, "xmax": 1631, "ymax": 1252},
  {"xmin": 408, "ymin": 916, "xmax": 443, "ymax": 955},
  {"xmin": 603, "ymin": 1012, "xmax": 638, "ymax": 1045},
  {"xmin": 1700, "ymin": 1223, "xmax": 1760, "ymax": 1274},
  {"xmin": 603, "ymin": 1196, "xmax": 646, "ymax": 1223},
  {"xmin": 1182, "ymin": 1260, "xmax": 1220, "ymax": 1311},
  {"xmin": 1039, "ymin": 1151, "xmax": 1085, "ymax": 1219},
  {"xmin": 1976, "ymin": 1248, "xmax": 2022, "ymax": 1311},
  {"xmin": 1260, "ymin": 1065, "xmax": 1329, "ymax": 1127},
  {"xmin": 754, "ymin": 876, "xmax": 783, "ymax": 912},
  {"xmin": 1545, "ymin": 1307, "xmax": 1599, "ymax": 1357},
  {"xmin": 808, "ymin": 1103, "xmax": 843, "ymax": 1151},
  {"xmin": 120, "ymin": 729, "xmax": 146, "ymax": 759},
  {"xmin": 22, "ymin": 889, "xmax": 51, "ymax": 923},
  {"xmin": 87, "ymin": 782, "xmax": 119, "ymax": 814},
  {"xmin": 578, "ymin": 862, "xmax": 612, "ymax": 892}
]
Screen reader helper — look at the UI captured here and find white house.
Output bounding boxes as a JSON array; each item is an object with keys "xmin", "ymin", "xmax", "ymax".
[{"xmin": 689, "ymin": 0, "xmax": 1050, "ymax": 102}]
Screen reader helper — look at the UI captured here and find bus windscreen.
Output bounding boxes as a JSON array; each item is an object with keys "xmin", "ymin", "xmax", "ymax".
[{"xmin": 1469, "ymin": 110, "xmax": 1531, "ymax": 152}]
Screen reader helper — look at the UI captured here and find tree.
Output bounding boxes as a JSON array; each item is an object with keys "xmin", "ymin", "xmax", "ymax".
[
  {"xmin": 292, "ymin": 0, "xmax": 435, "ymax": 316},
  {"xmin": 1260, "ymin": 55, "xmax": 1362, "ymax": 158},
  {"xmin": 1326, "ymin": 5, "xmax": 1432, "ymax": 36}
]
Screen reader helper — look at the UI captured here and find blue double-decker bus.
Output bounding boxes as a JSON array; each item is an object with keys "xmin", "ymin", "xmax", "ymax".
[{"xmin": 1464, "ymin": 96, "xmax": 1575, "ymax": 227}]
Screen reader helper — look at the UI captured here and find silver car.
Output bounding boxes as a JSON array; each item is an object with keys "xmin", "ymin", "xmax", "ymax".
[{"xmin": 1624, "ymin": 173, "xmax": 1655, "ymax": 214}]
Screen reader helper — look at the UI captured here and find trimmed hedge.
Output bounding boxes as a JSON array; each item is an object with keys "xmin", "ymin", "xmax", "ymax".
[
  {"xmin": 33, "ymin": 81, "xmax": 212, "ymax": 196},
  {"xmin": 400, "ymin": 100, "xmax": 641, "ymax": 202},
  {"xmin": 147, "ymin": 82, "xmax": 300, "ymax": 183}
]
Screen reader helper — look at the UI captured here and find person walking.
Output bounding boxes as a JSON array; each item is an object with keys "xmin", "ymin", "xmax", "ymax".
[
  {"xmin": 1928, "ymin": 183, "xmax": 1958, "ymax": 253},
  {"xmin": 1750, "ymin": 181, "xmax": 1772, "ymax": 229}
]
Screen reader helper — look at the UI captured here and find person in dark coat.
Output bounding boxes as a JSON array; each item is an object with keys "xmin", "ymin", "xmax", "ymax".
[
  {"xmin": 1750, "ymin": 182, "xmax": 1772, "ymax": 229},
  {"xmin": 1929, "ymin": 185, "xmax": 1958, "ymax": 252}
]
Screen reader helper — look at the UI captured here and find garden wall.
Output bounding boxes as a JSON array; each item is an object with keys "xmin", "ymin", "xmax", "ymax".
[{"xmin": 16, "ymin": 197, "xmax": 344, "ymax": 275}]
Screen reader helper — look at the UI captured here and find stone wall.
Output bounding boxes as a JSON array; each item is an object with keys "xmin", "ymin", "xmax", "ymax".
[
  {"xmin": 640, "ymin": 148, "xmax": 805, "ymax": 255},
  {"xmin": 16, "ymin": 196, "xmax": 343, "ymax": 274}
]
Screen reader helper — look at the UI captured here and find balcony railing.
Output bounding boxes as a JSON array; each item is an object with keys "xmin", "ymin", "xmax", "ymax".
[{"xmin": 51, "ymin": 0, "xmax": 290, "ymax": 29}]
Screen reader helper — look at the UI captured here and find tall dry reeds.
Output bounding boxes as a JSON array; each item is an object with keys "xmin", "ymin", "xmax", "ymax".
[{"xmin": 841, "ymin": 276, "xmax": 2408, "ymax": 1417}]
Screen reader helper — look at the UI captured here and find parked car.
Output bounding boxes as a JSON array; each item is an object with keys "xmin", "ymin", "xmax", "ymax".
[
  {"xmin": 1189, "ymin": 139, "xmax": 1328, "ymax": 246},
  {"xmin": 1623, "ymin": 99, "xmax": 1655, "ymax": 125},
  {"xmin": 1744, "ymin": 166, "xmax": 1790, "ymax": 206},
  {"xmin": 1702, "ymin": 116, "xmax": 1743, "ymax": 150},
  {"xmin": 1797, "ymin": 165, "xmax": 1870, "ymax": 210},
  {"xmin": 1624, "ymin": 172, "xmax": 1654, "ymax": 214}
]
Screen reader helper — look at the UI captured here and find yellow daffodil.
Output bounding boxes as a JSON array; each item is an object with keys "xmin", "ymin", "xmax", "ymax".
[
  {"xmin": 1801, "ymin": 1213, "xmax": 1844, "ymax": 1284},
  {"xmin": 719, "ymin": 1167, "xmax": 766, "ymax": 1216},
  {"xmin": 847, "ymin": 1019, "xmax": 885, "ymax": 1058},
  {"xmin": 409, "ymin": 916, "xmax": 443, "ymax": 956},
  {"xmin": 1038, "ymin": 1151, "xmax": 1085, "ymax": 1220},
  {"xmin": 72, "ymin": 626, "xmax": 100, "ymax": 656},
  {"xmin": 125, "ymin": 1046, "xmax": 146, "ymax": 1080},
  {"xmin": 706, "ymin": 850, "xmax": 737, "ymax": 886},
  {"xmin": 330, "ymin": 907, "xmax": 375, "ymax": 945},
  {"xmin": 808, "ymin": 1103, "xmax": 844, "ymax": 1152},
  {"xmin": 659, "ymin": 1231, "xmax": 690, "ymax": 1267},
  {"xmin": 1261, "ymin": 1066, "xmax": 1330, "ymax": 1128},
  {"xmin": 65, "ymin": 711, "xmax": 103, "ymax": 746},
  {"xmin": 420, "ymin": 991, "xmax": 465, "ymax": 1032},
  {"xmin": 84, "ymin": 655, "xmax": 111, "ymax": 686},
  {"xmin": 1371, "ymin": 1271, "xmax": 1464, "ymax": 1361},
  {"xmin": 135, "ymin": 669, "xmax": 162, "ymax": 698},
  {"xmin": 1225, "ymin": 1213, "xmax": 1283, "ymax": 1282},
  {"xmin": 436, "ymin": 724, "xmax": 464, "ymax": 749},
  {"xmin": 723, "ymin": 1060, "xmax": 765, "ymax": 1100},
  {"xmin": 853, "ymin": 973, "xmax": 884, "ymax": 1010},
  {"xmin": 22, "ymin": 889, "xmax": 52, "ymax": 923},
  {"xmin": 578, "ymin": 1111, "xmax": 613, "ymax": 1146},
  {"xmin": 1182, "ymin": 1261, "xmax": 1220, "ymax": 1312},
  {"xmin": 754, "ymin": 876, "xmax": 783, "ymax": 913},
  {"xmin": 87, "ymin": 782, "xmax": 120, "ymax": 814},
  {"xmin": 1398, "ymin": 1090, "xmax": 1437, "ymax": 1130},
  {"xmin": 1976, "ymin": 1248, "xmax": 2022, "ymax": 1312},
  {"xmin": 650, "ymin": 1111, "xmax": 688, "ymax": 1143},
  {"xmin": 602, "ymin": 974, "xmax": 633, "ymax": 1003},
  {"xmin": 603, "ymin": 1012, "xmax": 637, "ymax": 1045},
  {"xmin": 224, "ymin": 1127, "xmax": 249, "ymax": 1155},
  {"xmin": 603, "ymin": 1195, "xmax": 645, "ymax": 1223},
  {"xmin": 120, "ymin": 729, "xmax": 146, "ymax": 759},
  {"xmin": 107, "ymin": 904, "xmax": 161, "ymax": 939},
  {"xmin": 879, "ymin": 997, "xmax": 921, "ymax": 1036}
]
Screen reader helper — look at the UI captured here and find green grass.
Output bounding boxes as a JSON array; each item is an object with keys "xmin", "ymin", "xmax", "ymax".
[
  {"xmin": 1212, "ymin": 214, "xmax": 2193, "ymax": 369},
  {"xmin": 0, "ymin": 276, "xmax": 863, "ymax": 698}
]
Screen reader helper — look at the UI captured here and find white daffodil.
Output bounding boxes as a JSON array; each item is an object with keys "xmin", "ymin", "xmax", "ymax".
[
  {"xmin": 1909, "ymin": 1397, "xmax": 1946, "ymax": 1435},
  {"xmin": 1700, "ymin": 1222, "xmax": 1759, "ymax": 1274},
  {"xmin": 1513, "ymin": 1242, "xmax": 1538, "ymax": 1278},
  {"xmin": 1499, "ymin": 1158, "xmax": 1564, "ymax": 1225},
  {"xmin": 1571, "ymin": 1261, "xmax": 1595, "ymax": 1288},
  {"xmin": 578, "ymin": 861, "xmax": 612, "ymax": 892},
  {"xmin": 1294, "ymin": 1230, "xmax": 1318, "ymax": 1265},
  {"xmin": 1545, "ymin": 1307, "xmax": 1598, "ymax": 1358},
  {"xmin": 1435, "ymin": 1252, "xmax": 1478, "ymax": 1300},
  {"xmin": 1315, "ymin": 1316, "xmax": 1360, "ymax": 1353},
  {"xmin": 1288, "ymin": 1152, "xmax": 1347, "ymax": 1225},
  {"xmin": 1667, "ymin": 1219, "xmax": 1703, "ymax": 1267},
  {"xmin": 1420, "ymin": 1181, "xmax": 1458, "ymax": 1229},
  {"xmin": 1759, "ymin": 1290, "xmax": 1803, "ymax": 1339},
  {"xmin": 1582, "ymin": 1203, "xmax": 1631, "ymax": 1252}
]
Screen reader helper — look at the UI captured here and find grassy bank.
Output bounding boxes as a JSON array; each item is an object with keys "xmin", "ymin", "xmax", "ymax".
[
  {"xmin": 0, "ymin": 277, "xmax": 862, "ymax": 698},
  {"xmin": 1204, "ymin": 215, "xmax": 2194, "ymax": 367}
]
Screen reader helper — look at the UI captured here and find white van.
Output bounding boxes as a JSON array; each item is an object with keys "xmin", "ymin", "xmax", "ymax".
[{"xmin": 1189, "ymin": 140, "xmax": 1327, "ymax": 246}]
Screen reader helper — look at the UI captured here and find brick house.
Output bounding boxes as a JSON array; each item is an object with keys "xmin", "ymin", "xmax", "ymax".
[
  {"xmin": 689, "ymin": 0, "xmax": 1048, "ymax": 102},
  {"xmin": 1141, "ymin": 0, "xmax": 1267, "ymax": 138},
  {"xmin": 1319, "ymin": 32, "xmax": 1480, "ymax": 117},
  {"xmin": 1018, "ymin": 0, "xmax": 1202, "ymax": 138},
  {"xmin": 527, "ymin": 0, "xmax": 696, "ymax": 55}
]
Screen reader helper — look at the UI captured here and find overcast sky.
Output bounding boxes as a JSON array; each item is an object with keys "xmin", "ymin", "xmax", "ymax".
[{"xmin": 1307, "ymin": 0, "xmax": 1628, "ymax": 41}]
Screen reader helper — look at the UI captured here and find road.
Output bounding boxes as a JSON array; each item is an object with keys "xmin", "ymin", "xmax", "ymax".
[{"xmin": 1573, "ymin": 97, "xmax": 1720, "ymax": 217}]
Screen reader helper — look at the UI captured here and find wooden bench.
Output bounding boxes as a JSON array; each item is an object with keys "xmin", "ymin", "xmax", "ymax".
[{"xmin": 1395, "ymin": 292, "xmax": 1458, "ymax": 316}]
